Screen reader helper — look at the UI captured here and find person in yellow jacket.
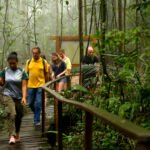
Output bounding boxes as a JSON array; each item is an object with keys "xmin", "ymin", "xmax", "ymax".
[{"xmin": 26, "ymin": 47, "xmax": 49, "ymax": 126}]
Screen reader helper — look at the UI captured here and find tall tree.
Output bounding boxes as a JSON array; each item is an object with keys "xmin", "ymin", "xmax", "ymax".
[
  {"xmin": 2, "ymin": 0, "xmax": 9, "ymax": 68},
  {"xmin": 60, "ymin": 0, "xmax": 63, "ymax": 47},
  {"xmin": 118, "ymin": 0, "xmax": 124, "ymax": 53},
  {"xmin": 136, "ymin": 0, "xmax": 139, "ymax": 54},
  {"xmin": 124, "ymin": 0, "xmax": 126, "ymax": 32},
  {"xmin": 111, "ymin": 0, "xmax": 117, "ymax": 29},
  {"xmin": 78, "ymin": 0, "xmax": 84, "ymax": 84},
  {"xmin": 26, "ymin": 2, "xmax": 31, "ymax": 56},
  {"xmin": 33, "ymin": 0, "xmax": 38, "ymax": 45},
  {"xmin": 84, "ymin": 0, "xmax": 87, "ymax": 35},
  {"xmin": 118, "ymin": 0, "xmax": 123, "ymax": 31},
  {"xmin": 100, "ymin": 0, "xmax": 110, "ymax": 84},
  {"xmin": 56, "ymin": 0, "xmax": 59, "ymax": 36},
  {"xmin": 86, "ymin": 0, "xmax": 94, "ymax": 54},
  {"xmin": 93, "ymin": 0, "xmax": 98, "ymax": 33}
]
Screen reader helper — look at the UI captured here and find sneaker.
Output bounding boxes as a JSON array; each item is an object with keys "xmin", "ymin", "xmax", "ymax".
[
  {"xmin": 35, "ymin": 122, "xmax": 41, "ymax": 126},
  {"xmin": 9, "ymin": 136, "xmax": 16, "ymax": 144},
  {"xmin": 15, "ymin": 135, "xmax": 21, "ymax": 143},
  {"xmin": 34, "ymin": 123, "xmax": 41, "ymax": 130}
]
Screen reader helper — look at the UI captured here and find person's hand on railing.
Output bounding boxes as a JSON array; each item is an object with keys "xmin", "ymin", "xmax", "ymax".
[
  {"xmin": 52, "ymin": 77, "xmax": 56, "ymax": 81},
  {"xmin": 56, "ymin": 74, "xmax": 61, "ymax": 79}
]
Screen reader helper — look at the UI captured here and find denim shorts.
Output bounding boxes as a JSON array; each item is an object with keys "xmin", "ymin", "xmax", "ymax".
[{"xmin": 57, "ymin": 77, "xmax": 67, "ymax": 83}]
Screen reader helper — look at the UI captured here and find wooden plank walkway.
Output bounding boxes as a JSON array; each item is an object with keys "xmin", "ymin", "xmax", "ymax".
[{"xmin": 0, "ymin": 105, "xmax": 54, "ymax": 150}]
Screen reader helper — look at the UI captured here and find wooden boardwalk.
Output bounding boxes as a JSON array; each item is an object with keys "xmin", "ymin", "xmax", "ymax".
[{"xmin": 0, "ymin": 106, "xmax": 54, "ymax": 150}]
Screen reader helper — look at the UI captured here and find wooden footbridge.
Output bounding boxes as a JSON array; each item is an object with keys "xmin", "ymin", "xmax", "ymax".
[
  {"xmin": 0, "ymin": 107, "xmax": 52, "ymax": 150},
  {"xmin": 0, "ymin": 75, "xmax": 150, "ymax": 150}
]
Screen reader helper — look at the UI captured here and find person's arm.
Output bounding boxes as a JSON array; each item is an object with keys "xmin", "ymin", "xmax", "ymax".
[
  {"xmin": 56, "ymin": 70, "xmax": 66, "ymax": 78},
  {"xmin": 49, "ymin": 65, "xmax": 55, "ymax": 80},
  {"xmin": 21, "ymin": 70, "xmax": 28, "ymax": 105},
  {"xmin": 44, "ymin": 61, "xmax": 49, "ymax": 83},
  {"xmin": 25, "ymin": 60, "xmax": 29, "ymax": 74},
  {"xmin": 21, "ymin": 80, "xmax": 27, "ymax": 105},
  {"xmin": 56, "ymin": 62, "xmax": 66, "ymax": 78}
]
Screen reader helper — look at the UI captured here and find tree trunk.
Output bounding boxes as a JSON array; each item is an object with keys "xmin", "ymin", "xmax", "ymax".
[
  {"xmin": 2, "ymin": 0, "xmax": 9, "ymax": 69},
  {"xmin": 123, "ymin": 0, "xmax": 126, "ymax": 32},
  {"xmin": 118, "ymin": 0, "xmax": 123, "ymax": 53},
  {"xmin": 79, "ymin": 0, "xmax": 84, "ymax": 59},
  {"xmin": 84, "ymin": 0, "xmax": 87, "ymax": 35},
  {"xmin": 60, "ymin": 0, "xmax": 63, "ymax": 47},
  {"xmin": 99, "ymin": 0, "xmax": 110, "ymax": 84},
  {"xmin": 33, "ymin": 0, "xmax": 37, "ymax": 46},
  {"xmin": 123, "ymin": 0, "xmax": 126, "ymax": 52},
  {"xmin": 86, "ymin": 0, "xmax": 94, "ymax": 55},
  {"xmin": 118, "ymin": 0, "xmax": 122, "ymax": 31},
  {"xmin": 56, "ymin": 0, "xmax": 59, "ymax": 36},
  {"xmin": 93, "ymin": 0, "xmax": 98, "ymax": 32},
  {"xmin": 136, "ymin": 0, "xmax": 139, "ymax": 27},
  {"xmin": 136, "ymin": 0, "xmax": 139, "ymax": 54},
  {"xmin": 111, "ymin": 0, "xmax": 117, "ymax": 29},
  {"xmin": 78, "ymin": 0, "xmax": 84, "ymax": 85},
  {"xmin": 26, "ymin": 3, "xmax": 31, "ymax": 57}
]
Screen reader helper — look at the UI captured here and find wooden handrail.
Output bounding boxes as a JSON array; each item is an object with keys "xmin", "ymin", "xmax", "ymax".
[{"xmin": 42, "ymin": 77, "xmax": 150, "ymax": 149}]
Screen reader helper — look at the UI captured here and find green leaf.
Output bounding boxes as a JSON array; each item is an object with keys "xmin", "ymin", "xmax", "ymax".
[
  {"xmin": 71, "ymin": 84, "xmax": 88, "ymax": 93},
  {"xmin": 118, "ymin": 102, "xmax": 131, "ymax": 118}
]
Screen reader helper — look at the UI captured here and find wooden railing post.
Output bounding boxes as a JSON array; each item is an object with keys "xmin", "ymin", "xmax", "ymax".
[
  {"xmin": 85, "ymin": 112, "xmax": 93, "ymax": 150},
  {"xmin": 58, "ymin": 101, "xmax": 63, "ymax": 150},
  {"xmin": 136, "ymin": 137, "xmax": 150, "ymax": 150},
  {"xmin": 42, "ymin": 89, "xmax": 45, "ymax": 135},
  {"xmin": 67, "ymin": 75, "xmax": 71, "ymax": 89},
  {"xmin": 54, "ymin": 82, "xmax": 59, "ymax": 146},
  {"xmin": 54, "ymin": 97, "xmax": 58, "ymax": 135}
]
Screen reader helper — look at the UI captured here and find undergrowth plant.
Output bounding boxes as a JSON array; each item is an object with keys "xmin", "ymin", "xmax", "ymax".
[{"xmin": 61, "ymin": 26, "xmax": 150, "ymax": 149}]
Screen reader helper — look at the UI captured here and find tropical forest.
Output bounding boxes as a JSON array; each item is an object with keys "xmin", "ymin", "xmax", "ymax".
[{"xmin": 0, "ymin": 0, "xmax": 150, "ymax": 150}]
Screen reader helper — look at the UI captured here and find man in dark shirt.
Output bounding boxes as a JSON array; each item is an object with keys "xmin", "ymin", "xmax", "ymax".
[
  {"xmin": 82, "ymin": 46, "xmax": 99, "ymax": 88},
  {"xmin": 82, "ymin": 46, "xmax": 99, "ymax": 64}
]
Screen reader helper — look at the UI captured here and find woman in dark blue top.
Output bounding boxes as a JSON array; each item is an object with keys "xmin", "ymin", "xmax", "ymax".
[{"xmin": 51, "ymin": 52, "xmax": 66, "ymax": 92}]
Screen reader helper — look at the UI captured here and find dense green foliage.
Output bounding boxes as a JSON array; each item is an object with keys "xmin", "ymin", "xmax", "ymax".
[
  {"xmin": 0, "ymin": 0, "xmax": 149, "ymax": 149},
  {"xmin": 62, "ymin": 26, "xmax": 150, "ymax": 150}
]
